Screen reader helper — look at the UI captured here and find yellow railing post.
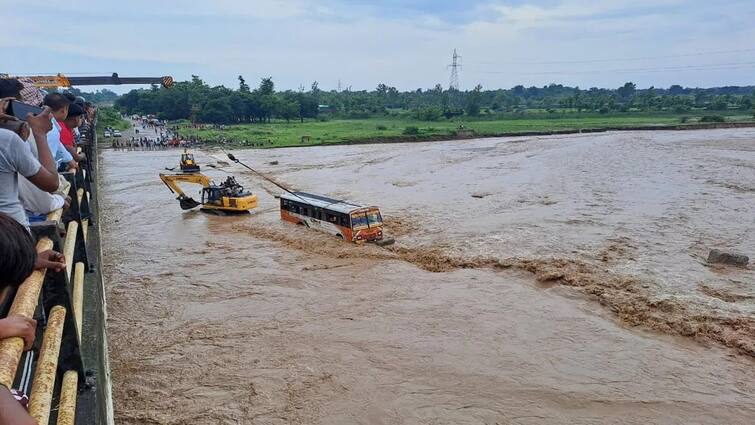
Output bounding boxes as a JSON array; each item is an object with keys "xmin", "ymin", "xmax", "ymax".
[
  {"xmin": 57, "ymin": 370, "xmax": 79, "ymax": 425},
  {"xmin": 28, "ymin": 306, "xmax": 66, "ymax": 425},
  {"xmin": 63, "ymin": 221, "xmax": 79, "ymax": 279},
  {"xmin": 73, "ymin": 262, "xmax": 85, "ymax": 341}
]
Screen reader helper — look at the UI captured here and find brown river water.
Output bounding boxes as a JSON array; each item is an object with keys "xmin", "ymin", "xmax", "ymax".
[{"xmin": 100, "ymin": 129, "xmax": 755, "ymax": 424}]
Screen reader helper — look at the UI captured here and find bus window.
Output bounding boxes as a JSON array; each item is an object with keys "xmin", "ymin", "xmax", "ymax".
[
  {"xmin": 367, "ymin": 210, "xmax": 382, "ymax": 226},
  {"xmin": 351, "ymin": 212, "xmax": 368, "ymax": 229},
  {"xmin": 340, "ymin": 215, "xmax": 350, "ymax": 227},
  {"xmin": 302, "ymin": 207, "xmax": 309, "ymax": 216}
]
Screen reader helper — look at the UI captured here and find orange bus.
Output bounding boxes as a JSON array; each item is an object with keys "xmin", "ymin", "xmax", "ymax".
[{"xmin": 279, "ymin": 192, "xmax": 384, "ymax": 242}]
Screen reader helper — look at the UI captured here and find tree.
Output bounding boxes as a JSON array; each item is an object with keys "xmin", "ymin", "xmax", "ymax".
[
  {"xmin": 617, "ymin": 82, "xmax": 636, "ymax": 100},
  {"xmin": 466, "ymin": 84, "xmax": 483, "ymax": 116},
  {"xmin": 668, "ymin": 84, "xmax": 684, "ymax": 95},
  {"xmin": 738, "ymin": 96, "xmax": 752, "ymax": 110},
  {"xmin": 412, "ymin": 106, "xmax": 443, "ymax": 121},
  {"xmin": 238, "ymin": 75, "xmax": 250, "ymax": 93},
  {"xmin": 199, "ymin": 98, "xmax": 232, "ymax": 123},
  {"xmin": 277, "ymin": 100, "xmax": 300, "ymax": 123},
  {"xmin": 297, "ymin": 93, "xmax": 318, "ymax": 122},
  {"xmin": 258, "ymin": 77, "xmax": 274, "ymax": 96},
  {"xmin": 708, "ymin": 96, "xmax": 728, "ymax": 111},
  {"xmin": 376, "ymin": 83, "xmax": 388, "ymax": 96}
]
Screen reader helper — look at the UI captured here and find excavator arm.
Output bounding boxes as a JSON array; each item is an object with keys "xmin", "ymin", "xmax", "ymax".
[
  {"xmin": 1, "ymin": 73, "xmax": 173, "ymax": 88},
  {"xmin": 159, "ymin": 173, "xmax": 211, "ymax": 210}
]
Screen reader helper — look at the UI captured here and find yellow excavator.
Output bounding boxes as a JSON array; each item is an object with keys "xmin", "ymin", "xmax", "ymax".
[
  {"xmin": 159, "ymin": 173, "xmax": 258, "ymax": 214},
  {"xmin": 180, "ymin": 150, "xmax": 200, "ymax": 173}
]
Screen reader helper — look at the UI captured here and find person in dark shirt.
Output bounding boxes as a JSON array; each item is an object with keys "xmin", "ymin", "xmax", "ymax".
[{"xmin": 0, "ymin": 212, "xmax": 64, "ymax": 425}]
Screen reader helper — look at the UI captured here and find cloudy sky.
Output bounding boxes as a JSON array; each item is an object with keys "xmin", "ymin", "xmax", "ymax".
[{"xmin": 3, "ymin": 0, "xmax": 754, "ymax": 92}]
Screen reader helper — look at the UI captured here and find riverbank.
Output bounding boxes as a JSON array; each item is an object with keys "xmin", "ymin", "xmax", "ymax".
[{"xmin": 175, "ymin": 113, "xmax": 755, "ymax": 148}]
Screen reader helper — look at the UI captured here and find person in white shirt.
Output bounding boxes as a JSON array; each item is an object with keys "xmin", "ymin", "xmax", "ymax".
[
  {"xmin": 0, "ymin": 119, "xmax": 66, "ymax": 216},
  {"xmin": 0, "ymin": 98, "xmax": 60, "ymax": 227}
]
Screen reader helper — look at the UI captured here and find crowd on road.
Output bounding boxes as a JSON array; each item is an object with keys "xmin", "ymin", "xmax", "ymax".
[
  {"xmin": 112, "ymin": 136, "xmax": 198, "ymax": 150},
  {"xmin": 0, "ymin": 78, "xmax": 92, "ymax": 425},
  {"xmin": 110, "ymin": 117, "xmax": 200, "ymax": 150}
]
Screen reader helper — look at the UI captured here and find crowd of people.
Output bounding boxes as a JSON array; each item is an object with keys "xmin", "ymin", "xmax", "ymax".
[
  {"xmin": 0, "ymin": 77, "xmax": 92, "ymax": 424},
  {"xmin": 110, "ymin": 117, "xmax": 197, "ymax": 150}
]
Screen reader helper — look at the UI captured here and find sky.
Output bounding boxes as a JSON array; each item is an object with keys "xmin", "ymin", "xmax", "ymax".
[{"xmin": 2, "ymin": 0, "xmax": 755, "ymax": 93}]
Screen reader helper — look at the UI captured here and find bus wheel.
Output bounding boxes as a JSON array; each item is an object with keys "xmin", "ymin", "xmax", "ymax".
[{"xmin": 336, "ymin": 234, "xmax": 344, "ymax": 240}]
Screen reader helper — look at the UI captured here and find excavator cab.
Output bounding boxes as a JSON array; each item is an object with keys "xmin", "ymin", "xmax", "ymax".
[
  {"xmin": 159, "ymin": 172, "xmax": 257, "ymax": 214},
  {"xmin": 201, "ymin": 177, "xmax": 250, "ymax": 205},
  {"xmin": 180, "ymin": 150, "xmax": 200, "ymax": 173}
]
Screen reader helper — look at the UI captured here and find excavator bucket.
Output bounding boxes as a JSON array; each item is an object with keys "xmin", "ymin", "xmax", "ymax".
[{"xmin": 178, "ymin": 196, "xmax": 201, "ymax": 210}]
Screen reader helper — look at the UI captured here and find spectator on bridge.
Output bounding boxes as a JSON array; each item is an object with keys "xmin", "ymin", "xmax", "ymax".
[
  {"xmin": 0, "ymin": 79, "xmax": 24, "ymax": 103},
  {"xmin": 1, "ymin": 82, "xmax": 71, "ymax": 198},
  {"xmin": 42, "ymin": 93, "xmax": 77, "ymax": 171},
  {"xmin": 0, "ymin": 97, "xmax": 60, "ymax": 227},
  {"xmin": 0, "ymin": 119, "xmax": 66, "ymax": 217},
  {"xmin": 11, "ymin": 117, "xmax": 70, "ymax": 216},
  {"xmin": 60, "ymin": 103, "xmax": 86, "ymax": 162},
  {"xmin": 16, "ymin": 78, "xmax": 44, "ymax": 108},
  {"xmin": 79, "ymin": 102, "xmax": 95, "ymax": 140}
]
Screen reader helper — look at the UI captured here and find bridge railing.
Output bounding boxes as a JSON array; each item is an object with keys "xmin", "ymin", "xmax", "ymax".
[{"xmin": 0, "ymin": 117, "xmax": 113, "ymax": 424}]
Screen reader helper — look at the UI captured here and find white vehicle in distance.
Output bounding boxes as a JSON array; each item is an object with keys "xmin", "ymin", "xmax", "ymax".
[
  {"xmin": 113, "ymin": 130, "xmax": 122, "ymax": 137},
  {"xmin": 104, "ymin": 131, "xmax": 111, "ymax": 138}
]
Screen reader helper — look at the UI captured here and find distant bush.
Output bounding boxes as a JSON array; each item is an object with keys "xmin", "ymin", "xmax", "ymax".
[
  {"xmin": 402, "ymin": 126, "xmax": 420, "ymax": 135},
  {"xmin": 674, "ymin": 105, "xmax": 691, "ymax": 113},
  {"xmin": 346, "ymin": 111, "xmax": 371, "ymax": 119},
  {"xmin": 700, "ymin": 115, "xmax": 725, "ymax": 123},
  {"xmin": 706, "ymin": 100, "xmax": 728, "ymax": 111},
  {"xmin": 599, "ymin": 107, "xmax": 609, "ymax": 114},
  {"xmin": 412, "ymin": 106, "xmax": 444, "ymax": 121},
  {"xmin": 679, "ymin": 116, "xmax": 689, "ymax": 123},
  {"xmin": 97, "ymin": 107, "xmax": 129, "ymax": 131},
  {"xmin": 376, "ymin": 124, "xmax": 388, "ymax": 130}
]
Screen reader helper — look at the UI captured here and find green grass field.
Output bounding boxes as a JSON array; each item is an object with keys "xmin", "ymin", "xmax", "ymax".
[
  {"xmin": 95, "ymin": 106, "xmax": 130, "ymax": 137},
  {"xmin": 177, "ymin": 112, "xmax": 754, "ymax": 148}
]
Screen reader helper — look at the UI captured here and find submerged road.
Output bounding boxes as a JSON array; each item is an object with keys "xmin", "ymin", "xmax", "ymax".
[{"xmin": 100, "ymin": 128, "xmax": 755, "ymax": 424}]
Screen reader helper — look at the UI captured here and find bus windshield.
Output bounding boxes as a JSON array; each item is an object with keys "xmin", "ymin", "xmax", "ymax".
[
  {"xmin": 352, "ymin": 209, "xmax": 382, "ymax": 229},
  {"xmin": 367, "ymin": 209, "xmax": 382, "ymax": 226},
  {"xmin": 351, "ymin": 212, "xmax": 368, "ymax": 229}
]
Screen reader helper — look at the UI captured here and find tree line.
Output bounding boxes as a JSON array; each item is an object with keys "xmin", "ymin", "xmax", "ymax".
[
  {"xmin": 116, "ymin": 76, "xmax": 318, "ymax": 124},
  {"xmin": 66, "ymin": 87, "xmax": 120, "ymax": 105},
  {"xmin": 114, "ymin": 76, "xmax": 755, "ymax": 124}
]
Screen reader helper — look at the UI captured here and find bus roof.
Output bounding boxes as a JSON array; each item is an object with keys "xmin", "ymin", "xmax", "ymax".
[{"xmin": 280, "ymin": 191, "xmax": 375, "ymax": 215}]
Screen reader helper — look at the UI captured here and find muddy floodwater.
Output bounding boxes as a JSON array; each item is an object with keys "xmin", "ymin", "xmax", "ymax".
[{"xmin": 100, "ymin": 129, "xmax": 755, "ymax": 424}]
